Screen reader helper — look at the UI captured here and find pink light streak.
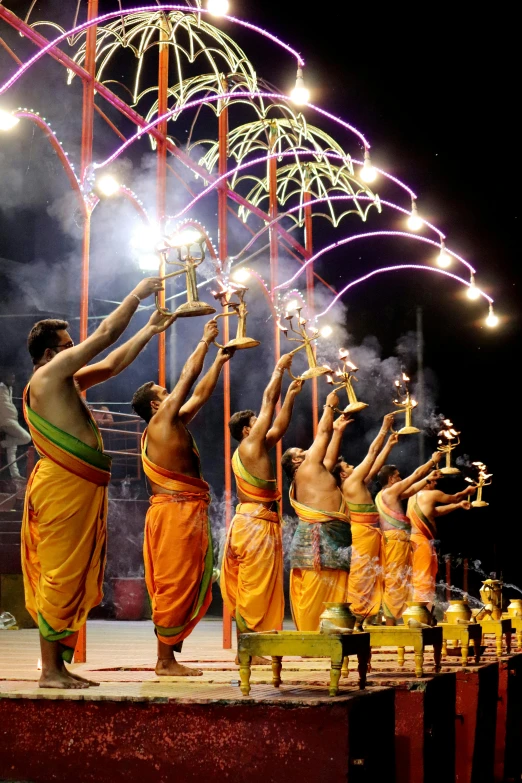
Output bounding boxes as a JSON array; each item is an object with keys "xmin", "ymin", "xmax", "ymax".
[
  {"xmin": 96, "ymin": 92, "xmax": 370, "ymax": 168},
  {"xmin": 314, "ymin": 264, "xmax": 493, "ymax": 321},
  {"xmin": 0, "ymin": 5, "xmax": 305, "ymax": 97}
]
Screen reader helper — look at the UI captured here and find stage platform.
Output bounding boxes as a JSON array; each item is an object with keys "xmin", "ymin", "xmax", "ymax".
[{"xmin": 0, "ymin": 619, "xmax": 521, "ymax": 783}]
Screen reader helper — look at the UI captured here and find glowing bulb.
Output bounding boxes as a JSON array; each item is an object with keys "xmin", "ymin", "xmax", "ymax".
[
  {"xmin": 290, "ymin": 68, "xmax": 310, "ymax": 106},
  {"xmin": 485, "ymin": 306, "xmax": 499, "ymax": 327},
  {"xmin": 131, "ymin": 223, "xmax": 162, "ymax": 253},
  {"xmin": 466, "ymin": 275, "xmax": 480, "ymax": 300},
  {"xmin": 359, "ymin": 149, "xmax": 377, "ymax": 183},
  {"xmin": 437, "ymin": 243, "xmax": 451, "ymax": 268},
  {"xmin": 320, "ymin": 325, "xmax": 333, "ymax": 338},
  {"xmin": 232, "ymin": 268, "xmax": 250, "ymax": 283},
  {"xmin": 207, "ymin": 0, "xmax": 229, "ymax": 14},
  {"xmin": 0, "ymin": 109, "xmax": 20, "ymax": 131},
  {"xmin": 96, "ymin": 175, "xmax": 120, "ymax": 197},
  {"xmin": 138, "ymin": 254, "xmax": 159, "ymax": 272},
  {"xmin": 406, "ymin": 200, "xmax": 423, "ymax": 231}
]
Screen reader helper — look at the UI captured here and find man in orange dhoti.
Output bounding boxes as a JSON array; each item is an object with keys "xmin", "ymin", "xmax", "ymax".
[
  {"xmin": 407, "ymin": 478, "xmax": 474, "ymax": 610},
  {"xmin": 23, "ymin": 277, "xmax": 170, "ymax": 688},
  {"xmin": 333, "ymin": 413, "xmax": 398, "ymax": 626},
  {"xmin": 221, "ymin": 353, "xmax": 302, "ymax": 662},
  {"xmin": 132, "ymin": 319, "xmax": 233, "ymax": 676},
  {"xmin": 282, "ymin": 391, "xmax": 352, "ymax": 631},
  {"xmin": 375, "ymin": 452, "xmax": 443, "ymax": 625}
]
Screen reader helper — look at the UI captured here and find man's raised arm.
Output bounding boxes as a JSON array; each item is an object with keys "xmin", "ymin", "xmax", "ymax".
[
  {"xmin": 246, "ymin": 353, "xmax": 293, "ymax": 448},
  {"xmin": 265, "ymin": 378, "xmax": 304, "ymax": 450},
  {"xmin": 303, "ymin": 391, "xmax": 339, "ymax": 467},
  {"xmin": 365, "ymin": 424, "xmax": 399, "ymax": 485},
  {"xmin": 323, "ymin": 413, "xmax": 353, "ymax": 471},
  {"xmin": 392, "ymin": 452, "xmax": 443, "ymax": 501},
  {"xmin": 433, "ymin": 499, "xmax": 473, "ymax": 516},
  {"xmin": 38, "ymin": 278, "xmax": 163, "ymax": 383},
  {"xmin": 344, "ymin": 413, "xmax": 395, "ymax": 483},
  {"xmin": 157, "ymin": 319, "xmax": 219, "ymax": 422},
  {"xmin": 179, "ymin": 348, "xmax": 234, "ymax": 425},
  {"xmin": 75, "ymin": 309, "xmax": 176, "ymax": 391}
]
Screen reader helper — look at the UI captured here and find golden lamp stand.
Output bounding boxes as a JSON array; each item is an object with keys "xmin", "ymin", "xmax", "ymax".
[
  {"xmin": 392, "ymin": 373, "xmax": 420, "ymax": 435},
  {"xmin": 155, "ymin": 229, "xmax": 216, "ymax": 318},
  {"xmin": 281, "ymin": 307, "xmax": 330, "ymax": 381},
  {"xmin": 438, "ymin": 419, "xmax": 461, "ymax": 475},
  {"xmin": 325, "ymin": 349, "xmax": 368, "ymax": 414},
  {"xmin": 212, "ymin": 282, "xmax": 260, "ymax": 351},
  {"xmin": 466, "ymin": 461, "xmax": 492, "ymax": 507}
]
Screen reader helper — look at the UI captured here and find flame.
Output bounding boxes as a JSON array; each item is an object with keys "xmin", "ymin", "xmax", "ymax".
[
  {"xmin": 335, "ymin": 368, "xmax": 343, "ymax": 377},
  {"xmin": 443, "ymin": 418, "xmax": 453, "ymax": 426},
  {"xmin": 298, "ymin": 317, "xmax": 306, "ymax": 325},
  {"xmin": 410, "ymin": 398, "xmax": 418, "ymax": 408},
  {"xmin": 326, "ymin": 374, "xmax": 334, "ymax": 384},
  {"xmin": 346, "ymin": 360, "xmax": 358, "ymax": 372},
  {"xmin": 402, "ymin": 373, "xmax": 410, "ymax": 382},
  {"xmin": 339, "ymin": 348, "xmax": 349, "ymax": 360},
  {"xmin": 37, "ymin": 658, "xmax": 42, "ymax": 671},
  {"xmin": 394, "ymin": 380, "xmax": 401, "ymax": 387},
  {"xmin": 465, "ymin": 477, "xmax": 475, "ymax": 484},
  {"xmin": 276, "ymin": 320, "xmax": 288, "ymax": 334}
]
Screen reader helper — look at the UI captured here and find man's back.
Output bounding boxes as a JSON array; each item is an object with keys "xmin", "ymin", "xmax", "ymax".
[
  {"xmin": 146, "ymin": 415, "xmax": 200, "ymax": 480},
  {"xmin": 295, "ymin": 461, "xmax": 342, "ymax": 513}
]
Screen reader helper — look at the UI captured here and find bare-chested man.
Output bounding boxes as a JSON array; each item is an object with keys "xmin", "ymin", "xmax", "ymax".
[
  {"xmin": 375, "ymin": 452, "xmax": 443, "ymax": 625},
  {"xmin": 220, "ymin": 353, "xmax": 302, "ymax": 659},
  {"xmin": 132, "ymin": 319, "xmax": 233, "ymax": 676},
  {"xmin": 23, "ymin": 277, "xmax": 171, "ymax": 688},
  {"xmin": 282, "ymin": 390, "xmax": 353, "ymax": 631},
  {"xmin": 333, "ymin": 414, "xmax": 398, "ymax": 625},
  {"xmin": 408, "ymin": 476, "xmax": 475, "ymax": 611}
]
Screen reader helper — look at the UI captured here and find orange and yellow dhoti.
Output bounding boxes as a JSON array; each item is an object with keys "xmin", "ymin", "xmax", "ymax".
[
  {"xmin": 408, "ymin": 496, "xmax": 438, "ymax": 605},
  {"xmin": 375, "ymin": 491, "xmax": 412, "ymax": 621},
  {"xmin": 347, "ymin": 503, "xmax": 382, "ymax": 620},
  {"xmin": 21, "ymin": 386, "xmax": 111, "ymax": 662},
  {"xmin": 289, "ymin": 486, "xmax": 351, "ymax": 631},
  {"xmin": 220, "ymin": 450, "xmax": 283, "ymax": 632},
  {"xmin": 141, "ymin": 433, "xmax": 213, "ymax": 648}
]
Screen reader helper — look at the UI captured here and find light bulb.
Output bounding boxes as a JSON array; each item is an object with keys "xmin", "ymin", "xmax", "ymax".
[
  {"xmin": 359, "ymin": 149, "xmax": 377, "ymax": 183},
  {"xmin": 407, "ymin": 201, "xmax": 423, "ymax": 231},
  {"xmin": 232, "ymin": 268, "xmax": 250, "ymax": 283},
  {"xmin": 466, "ymin": 276, "xmax": 480, "ymax": 300},
  {"xmin": 437, "ymin": 244, "xmax": 451, "ymax": 267},
  {"xmin": 207, "ymin": 0, "xmax": 229, "ymax": 14},
  {"xmin": 96, "ymin": 175, "xmax": 120, "ymax": 197},
  {"xmin": 320, "ymin": 325, "xmax": 333, "ymax": 338},
  {"xmin": 0, "ymin": 109, "xmax": 20, "ymax": 131},
  {"xmin": 290, "ymin": 68, "xmax": 310, "ymax": 106},
  {"xmin": 485, "ymin": 306, "xmax": 498, "ymax": 327}
]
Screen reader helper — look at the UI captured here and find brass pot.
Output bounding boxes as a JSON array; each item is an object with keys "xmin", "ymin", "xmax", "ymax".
[
  {"xmin": 507, "ymin": 598, "xmax": 522, "ymax": 619},
  {"xmin": 402, "ymin": 601, "xmax": 431, "ymax": 626},
  {"xmin": 479, "ymin": 579, "xmax": 503, "ymax": 619},
  {"xmin": 444, "ymin": 599, "xmax": 472, "ymax": 624},
  {"xmin": 319, "ymin": 602, "xmax": 355, "ymax": 630}
]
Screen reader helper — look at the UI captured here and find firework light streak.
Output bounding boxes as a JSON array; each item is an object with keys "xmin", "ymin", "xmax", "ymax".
[
  {"xmin": 314, "ymin": 264, "xmax": 493, "ymax": 321},
  {"xmin": 0, "ymin": 5, "xmax": 306, "ymax": 97}
]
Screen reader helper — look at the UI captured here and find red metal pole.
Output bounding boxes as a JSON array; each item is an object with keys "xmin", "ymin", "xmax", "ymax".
[
  {"xmin": 218, "ymin": 95, "xmax": 233, "ymax": 649},
  {"xmin": 156, "ymin": 18, "xmax": 169, "ymax": 388},
  {"xmin": 268, "ymin": 124, "xmax": 282, "ymax": 494},
  {"xmin": 75, "ymin": 0, "xmax": 98, "ymax": 665},
  {"xmin": 303, "ymin": 185, "xmax": 318, "ymax": 436}
]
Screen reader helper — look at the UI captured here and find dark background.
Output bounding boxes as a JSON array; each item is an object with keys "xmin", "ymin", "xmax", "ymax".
[{"xmin": 0, "ymin": 2, "xmax": 519, "ymax": 611}]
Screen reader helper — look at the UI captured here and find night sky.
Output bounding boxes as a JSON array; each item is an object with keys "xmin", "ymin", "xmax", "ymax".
[{"xmin": 0, "ymin": 2, "xmax": 519, "ymax": 596}]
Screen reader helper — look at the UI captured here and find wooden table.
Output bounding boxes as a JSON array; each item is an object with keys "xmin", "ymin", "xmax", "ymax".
[
  {"xmin": 439, "ymin": 622, "xmax": 483, "ymax": 666},
  {"xmin": 479, "ymin": 617, "xmax": 512, "ymax": 658},
  {"xmin": 237, "ymin": 630, "xmax": 371, "ymax": 697},
  {"xmin": 503, "ymin": 613, "xmax": 522, "ymax": 650},
  {"xmin": 363, "ymin": 626, "xmax": 443, "ymax": 677}
]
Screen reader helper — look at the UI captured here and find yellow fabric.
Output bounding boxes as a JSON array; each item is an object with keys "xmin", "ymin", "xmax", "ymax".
[
  {"xmin": 381, "ymin": 529, "xmax": 412, "ymax": 620},
  {"xmin": 22, "ymin": 454, "xmax": 108, "ymax": 651},
  {"xmin": 220, "ymin": 502, "xmax": 284, "ymax": 632},
  {"xmin": 288, "ymin": 483, "xmax": 349, "ymax": 524},
  {"xmin": 231, "ymin": 449, "xmax": 281, "ymax": 506},
  {"xmin": 347, "ymin": 508, "xmax": 382, "ymax": 619},
  {"xmin": 290, "ymin": 568, "xmax": 350, "ymax": 631},
  {"xmin": 411, "ymin": 532, "xmax": 438, "ymax": 604},
  {"xmin": 141, "ymin": 432, "xmax": 212, "ymax": 647}
]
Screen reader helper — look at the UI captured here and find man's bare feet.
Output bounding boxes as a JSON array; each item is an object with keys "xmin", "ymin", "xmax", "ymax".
[
  {"xmin": 68, "ymin": 670, "xmax": 100, "ymax": 686},
  {"xmin": 39, "ymin": 669, "xmax": 91, "ymax": 689},
  {"xmin": 234, "ymin": 655, "xmax": 270, "ymax": 665},
  {"xmin": 155, "ymin": 659, "xmax": 203, "ymax": 676}
]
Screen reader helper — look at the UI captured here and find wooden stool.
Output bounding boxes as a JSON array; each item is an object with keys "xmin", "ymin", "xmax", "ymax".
[
  {"xmin": 237, "ymin": 630, "xmax": 370, "ymax": 697},
  {"xmin": 479, "ymin": 617, "xmax": 512, "ymax": 658},
  {"xmin": 364, "ymin": 626, "xmax": 443, "ymax": 677},
  {"xmin": 503, "ymin": 613, "xmax": 522, "ymax": 650},
  {"xmin": 439, "ymin": 622, "xmax": 483, "ymax": 666}
]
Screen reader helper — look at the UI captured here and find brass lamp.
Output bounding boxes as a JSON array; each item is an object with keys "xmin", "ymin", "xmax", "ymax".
[
  {"xmin": 156, "ymin": 225, "xmax": 216, "ymax": 318},
  {"xmin": 325, "ymin": 349, "xmax": 368, "ymax": 414}
]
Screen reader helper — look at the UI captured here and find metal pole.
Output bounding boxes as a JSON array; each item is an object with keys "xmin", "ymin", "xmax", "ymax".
[
  {"xmin": 157, "ymin": 16, "xmax": 170, "ymax": 388},
  {"xmin": 218, "ymin": 94, "xmax": 233, "ymax": 649},
  {"xmin": 303, "ymin": 185, "xmax": 318, "ymax": 436},
  {"xmin": 268, "ymin": 124, "xmax": 282, "ymax": 493},
  {"xmin": 75, "ymin": 0, "xmax": 98, "ymax": 665},
  {"xmin": 416, "ymin": 305, "xmax": 425, "ymax": 464}
]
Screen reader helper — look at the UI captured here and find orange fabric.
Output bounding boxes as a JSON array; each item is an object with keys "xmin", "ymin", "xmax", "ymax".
[
  {"xmin": 411, "ymin": 533, "xmax": 438, "ymax": 603},
  {"xmin": 220, "ymin": 503, "xmax": 284, "ymax": 632},
  {"xmin": 347, "ymin": 509, "xmax": 382, "ymax": 619},
  {"xmin": 290, "ymin": 568, "xmax": 350, "ymax": 631},
  {"xmin": 381, "ymin": 530, "xmax": 412, "ymax": 620}
]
